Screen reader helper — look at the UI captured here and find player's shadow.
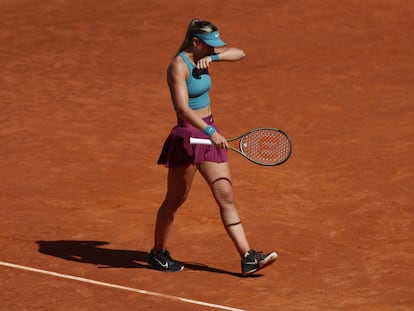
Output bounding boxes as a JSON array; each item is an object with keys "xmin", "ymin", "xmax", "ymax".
[{"xmin": 36, "ymin": 240, "xmax": 253, "ymax": 277}]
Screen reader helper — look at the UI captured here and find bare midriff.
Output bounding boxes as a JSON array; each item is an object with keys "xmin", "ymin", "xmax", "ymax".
[{"xmin": 195, "ymin": 105, "xmax": 212, "ymax": 118}]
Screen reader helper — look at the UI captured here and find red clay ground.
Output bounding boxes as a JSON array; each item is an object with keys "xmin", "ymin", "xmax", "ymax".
[{"xmin": 1, "ymin": 1, "xmax": 413, "ymax": 310}]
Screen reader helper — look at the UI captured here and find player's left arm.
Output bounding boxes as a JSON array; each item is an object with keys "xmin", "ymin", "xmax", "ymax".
[{"xmin": 213, "ymin": 47, "xmax": 246, "ymax": 61}]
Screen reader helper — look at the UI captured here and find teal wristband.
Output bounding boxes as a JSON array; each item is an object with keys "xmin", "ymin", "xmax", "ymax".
[
  {"xmin": 204, "ymin": 125, "xmax": 216, "ymax": 137},
  {"xmin": 211, "ymin": 54, "xmax": 219, "ymax": 62}
]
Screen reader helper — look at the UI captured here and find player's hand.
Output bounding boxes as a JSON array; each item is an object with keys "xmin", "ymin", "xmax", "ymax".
[
  {"xmin": 196, "ymin": 56, "xmax": 214, "ymax": 71},
  {"xmin": 210, "ymin": 132, "xmax": 228, "ymax": 149}
]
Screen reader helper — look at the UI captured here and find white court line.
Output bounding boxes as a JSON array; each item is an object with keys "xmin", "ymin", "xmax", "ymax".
[{"xmin": 0, "ymin": 261, "xmax": 246, "ymax": 311}]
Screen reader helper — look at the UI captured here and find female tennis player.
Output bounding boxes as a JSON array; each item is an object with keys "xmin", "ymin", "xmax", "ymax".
[{"xmin": 148, "ymin": 18, "xmax": 277, "ymax": 275}]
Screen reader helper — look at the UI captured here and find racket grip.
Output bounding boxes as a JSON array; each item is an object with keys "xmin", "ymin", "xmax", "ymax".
[{"xmin": 190, "ymin": 137, "xmax": 212, "ymax": 145}]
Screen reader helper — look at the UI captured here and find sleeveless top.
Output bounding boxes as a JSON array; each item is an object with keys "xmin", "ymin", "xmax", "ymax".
[{"xmin": 178, "ymin": 52, "xmax": 211, "ymax": 110}]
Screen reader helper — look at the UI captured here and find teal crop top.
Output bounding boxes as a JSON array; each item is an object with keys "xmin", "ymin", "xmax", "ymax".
[{"xmin": 179, "ymin": 52, "xmax": 211, "ymax": 110}]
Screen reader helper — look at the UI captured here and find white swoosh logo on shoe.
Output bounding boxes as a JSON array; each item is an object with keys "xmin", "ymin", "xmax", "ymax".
[
  {"xmin": 245, "ymin": 259, "xmax": 258, "ymax": 265},
  {"xmin": 154, "ymin": 257, "xmax": 168, "ymax": 269},
  {"xmin": 215, "ymin": 34, "xmax": 219, "ymax": 37}
]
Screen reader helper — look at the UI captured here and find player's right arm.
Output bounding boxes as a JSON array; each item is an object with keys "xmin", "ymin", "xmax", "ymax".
[{"xmin": 167, "ymin": 57, "xmax": 227, "ymax": 148}]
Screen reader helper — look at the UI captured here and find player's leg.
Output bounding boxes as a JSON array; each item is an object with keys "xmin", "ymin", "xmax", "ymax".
[
  {"xmin": 198, "ymin": 161, "xmax": 278, "ymax": 275},
  {"xmin": 149, "ymin": 164, "xmax": 198, "ymax": 272},
  {"xmin": 153, "ymin": 164, "xmax": 197, "ymax": 250},
  {"xmin": 198, "ymin": 161, "xmax": 250, "ymax": 257}
]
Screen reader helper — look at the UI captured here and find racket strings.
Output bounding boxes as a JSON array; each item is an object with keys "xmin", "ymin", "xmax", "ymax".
[{"xmin": 241, "ymin": 130, "xmax": 291, "ymax": 165}]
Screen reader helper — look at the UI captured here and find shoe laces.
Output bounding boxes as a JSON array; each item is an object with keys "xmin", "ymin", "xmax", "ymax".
[
  {"xmin": 154, "ymin": 249, "xmax": 173, "ymax": 262},
  {"xmin": 246, "ymin": 249, "xmax": 265, "ymax": 261}
]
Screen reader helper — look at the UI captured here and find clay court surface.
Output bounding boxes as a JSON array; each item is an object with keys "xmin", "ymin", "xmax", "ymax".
[{"xmin": 1, "ymin": 0, "xmax": 413, "ymax": 310}]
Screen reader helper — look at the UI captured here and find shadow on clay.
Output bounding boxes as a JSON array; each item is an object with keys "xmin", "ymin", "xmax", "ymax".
[{"xmin": 36, "ymin": 240, "xmax": 261, "ymax": 278}]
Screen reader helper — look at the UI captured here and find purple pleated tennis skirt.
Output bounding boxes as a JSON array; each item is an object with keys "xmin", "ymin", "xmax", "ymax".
[{"xmin": 157, "ymin": 115, "xmax": 228, "ymax": 168}]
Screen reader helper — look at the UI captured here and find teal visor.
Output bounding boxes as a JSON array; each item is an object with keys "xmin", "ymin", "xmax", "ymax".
[{"xmin": 194, "ymin": 31, "xmax": 226, "ymax": 47}]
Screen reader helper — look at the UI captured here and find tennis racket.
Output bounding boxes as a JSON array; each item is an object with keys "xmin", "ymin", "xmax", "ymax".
[{"xmin": 190, "ymin": 127, "xmax": 292, "ymax": 166}]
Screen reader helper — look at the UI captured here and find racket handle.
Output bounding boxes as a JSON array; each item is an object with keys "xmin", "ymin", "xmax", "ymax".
[{"xmin": 190, "ymin": 137, "xmax": 212, "ymax": 145}]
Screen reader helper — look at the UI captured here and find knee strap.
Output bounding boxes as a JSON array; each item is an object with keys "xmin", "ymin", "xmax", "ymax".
[
  {"xmin": 226, "ymin": 221, "xmax": 242, "ymax": 228},
  {"xmin": 211, "ymin": 177, "xmax": 233, "ymax": 186}
]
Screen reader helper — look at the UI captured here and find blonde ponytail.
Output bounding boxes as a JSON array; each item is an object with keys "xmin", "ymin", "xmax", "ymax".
[{"xmin": 176, "ymin": 19, "xmax": 218, "ymax": 55}]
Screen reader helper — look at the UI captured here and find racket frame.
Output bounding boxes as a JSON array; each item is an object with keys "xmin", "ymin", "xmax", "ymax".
[{"xmin": 190, "ymin": 127, "xmax": 292, "ymax": 166}]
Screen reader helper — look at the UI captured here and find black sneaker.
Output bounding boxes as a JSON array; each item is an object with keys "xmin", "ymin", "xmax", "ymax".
[
  {"xmin": 148, "ymin": 249, "xmax": 184, "ymax": 272},
  {"xmin": 241, "ymin": 249, "xmax": 278, "ymax": 276}
]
